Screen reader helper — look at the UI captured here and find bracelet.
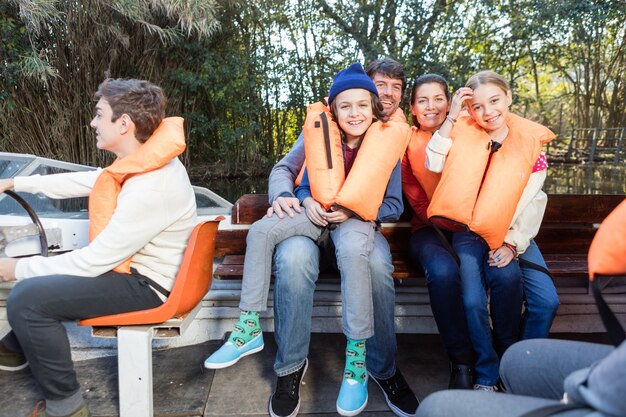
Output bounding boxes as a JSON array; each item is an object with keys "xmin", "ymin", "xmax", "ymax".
[
  {"xmin": 446, "ymin": 115, "xmax": 457, "ymax": 124},
  {"xmin": 504, "ymin": 243, "xmax": 517, "ymax": 256}
]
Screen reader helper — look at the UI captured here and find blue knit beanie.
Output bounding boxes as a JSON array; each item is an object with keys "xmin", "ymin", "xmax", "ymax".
[{"xmin": 328, "ymin": 62, "xmax": 378, "ymax": 104}]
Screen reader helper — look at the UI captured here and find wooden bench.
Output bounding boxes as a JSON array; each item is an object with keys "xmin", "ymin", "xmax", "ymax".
[
  {"xmin": 212, "ymin": 194, "xmax": 626, "ymax": 332},
  {"xmin": 215, "ymin": 194, "xmax": 623, "ymax": 279}
]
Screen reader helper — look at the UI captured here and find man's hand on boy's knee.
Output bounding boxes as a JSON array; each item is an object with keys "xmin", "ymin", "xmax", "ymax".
[
  {"xmin": 0, "ymin": 258, "xmax": 18, "ymax": 281},
  {"xmin": 267, "ymin": 196, "xmax": 302, "ymax": 219}
]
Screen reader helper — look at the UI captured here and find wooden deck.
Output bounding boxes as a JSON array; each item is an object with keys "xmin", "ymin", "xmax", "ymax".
[{"xmin": 0, "ymin": 332, "xmax": 611, "ymax": 417}]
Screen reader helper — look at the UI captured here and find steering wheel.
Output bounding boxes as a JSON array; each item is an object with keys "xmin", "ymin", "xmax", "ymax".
[{"xmin": 1, "ymin": 190, "xmax": 48, "ymax": 257}]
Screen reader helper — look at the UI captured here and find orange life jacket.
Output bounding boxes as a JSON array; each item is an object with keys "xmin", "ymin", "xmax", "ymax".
[
  {"xmin": 587, "ymin": 198, "xmax": 626, "ymax": 345},
  {"xmin": 405, "ymin": 127, "xmax": 441, "ymax": 201},
  {"xmin": 302, "ymin": 102, "xmax": 410, "ymax": 221},
  {"xmin": 295, "ymin": 107, "xmax": 408, "ymax": 187},
  {"xmin": 588, "ymin": 198, "xmax": 626, "ymax": 280},
  {"xmin": 89, "ymin": 117, "xmax": 186, "ymax": 273},
  {"xmin": 428, "ymin": 113, "xmax": 555, "ymax": 249}
]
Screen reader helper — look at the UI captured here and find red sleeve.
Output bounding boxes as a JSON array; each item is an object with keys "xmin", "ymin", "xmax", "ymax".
[{"xmin": 402, "ymin": 154, "xmax": 430, "ymax": 225}]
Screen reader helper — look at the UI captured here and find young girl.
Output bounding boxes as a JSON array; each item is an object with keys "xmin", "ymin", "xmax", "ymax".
[
  {"xmin": 205, "ymin": 62, "xmax": 409, "ymax": 416},
  {"xmin": 425, "ymin": 70, "xmax": 554, "ymax": 390}
]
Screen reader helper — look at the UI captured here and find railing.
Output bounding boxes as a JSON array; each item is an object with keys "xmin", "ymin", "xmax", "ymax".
[{"xmin": 556, "ymin": 127, "xmax": 626, "ymax": 165}]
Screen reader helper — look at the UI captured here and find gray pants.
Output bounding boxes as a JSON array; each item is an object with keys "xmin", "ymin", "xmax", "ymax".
[
  {"xmin": 3, "ymin": 271, "xmax": 162, "ymax": 404},
  {"xmin": 240, "ymin": 210, "xmax": 376, "ymax": 339},
  {"xmin": 416, "ymin": 339, "xmax": 614, "ymax": 417}
]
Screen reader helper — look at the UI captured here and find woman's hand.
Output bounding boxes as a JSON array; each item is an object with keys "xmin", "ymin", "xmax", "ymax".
[
  {"xmin": 0, "ymin": 258, "xmax": 18, "ymax": 281},
  {"xmin": 449, "ymin": 87, "xmax": 473, "ymax": 120},
  {"xmin": 488, "ymin": 245, "xmax": 516, "ymax": 268},
  {"xmin": 302, "ymin": 197, "xmax": 328, "ymax": 226},
  {"xmin": 323, "ymin": 206, "xmax": 351, "ymax": 224}
]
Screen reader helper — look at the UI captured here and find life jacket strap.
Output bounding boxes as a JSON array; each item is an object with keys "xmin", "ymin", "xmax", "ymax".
[{"xmin": 591, "ymin": 275, "xmax": 626, "ymax": 347}]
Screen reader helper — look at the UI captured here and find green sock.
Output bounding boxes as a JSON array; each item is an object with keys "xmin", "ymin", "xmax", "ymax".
[
  {"xmin": 228, "ymin": 310, "xmax": 261, "ymax": 347},
  {"xmin": 344, "ymin": 338, "xmax": 367, "ymax": 384}
]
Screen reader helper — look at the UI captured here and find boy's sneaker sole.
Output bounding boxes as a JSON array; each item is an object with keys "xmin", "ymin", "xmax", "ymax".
[
  {"xmin": 204, "ymin": 336, "xmax": 264, "ymax": 370},
  {"xmin": 0, "ymin": 341, "xmax": 29, "ymax": 372},
  {"xmin": 0, "ymin": 361, "xmax": 28, "ymax": 372},
  {"xmin": 336, "ymin": 399, "xmax": 368, "ymax": 416},
  {"xmin": 336, "ymin": 375, "xmax": 368, "ymax": 416}
]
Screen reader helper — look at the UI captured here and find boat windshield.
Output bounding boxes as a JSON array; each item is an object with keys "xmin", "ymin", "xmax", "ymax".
[{"xmin": 0, "ymin": 152, "xmax": 232, "ymax": 219}]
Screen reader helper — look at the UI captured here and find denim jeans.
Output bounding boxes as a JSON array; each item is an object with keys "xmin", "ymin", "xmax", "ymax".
[
  {"xmin": 519, "ymin": 240, "xmax": 560, "ymax": 339},
  {"xmin": 3, "ymin": 271, "xmax": 162, "ymax": 401},
  {"xmin": 330, "ymin": 218, "xmax": 376, "ymax": 339},
  {"xmin": 409, "ymin": 227, "xmax": 474, "ymax": 365},
  {"xmin": 240, "ymin": 210, "xmax": 323, "ymax": 312},
  {"xmin": 272, "ymin": 231, "xmax": 397, "ymax": 378},
  {"xmin": 453, "ymin": 232, "xmax": 523, "ymax": 386},
  {"xmin": 241, "ymin": 212, "xmax": 376, "ymax": 339}
]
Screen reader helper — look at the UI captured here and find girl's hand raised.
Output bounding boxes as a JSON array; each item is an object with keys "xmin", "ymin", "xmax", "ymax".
[
  {"xmin": 302, "ymin": 197, "xmax": 329, "ymax": 226},
  {"xmin": 439, "ymin": 87, "xmax": 473, "ymax": 138},
  {"xmin": 449, "ymin": 87, "xmax": 473, "ymax": 120}
]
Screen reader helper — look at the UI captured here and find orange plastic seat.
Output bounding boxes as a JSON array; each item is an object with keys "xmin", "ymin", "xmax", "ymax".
[{"xmin": 79, "ymin": 217, "xmax": 223, "ymax": 327}]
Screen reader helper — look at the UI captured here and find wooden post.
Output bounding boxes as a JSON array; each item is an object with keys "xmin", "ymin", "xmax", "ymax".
[
  {"xmin": 614, "ymin": 127, "xmax": 625, "ymax": 166},
  {"xmin": 566, "ymin": 127, "xmax": 576, "ymax": 161},
  {"xmin": 589, "ymin": 127, "xmax": 599, "ymax": 164}
]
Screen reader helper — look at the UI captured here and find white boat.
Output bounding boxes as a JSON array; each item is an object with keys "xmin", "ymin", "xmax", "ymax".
[{"xmin": 0, "ymin": 151, "xmax": 232, "ymax": 258}]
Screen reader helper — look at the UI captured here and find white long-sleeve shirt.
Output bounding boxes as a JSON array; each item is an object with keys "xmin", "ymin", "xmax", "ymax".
[
  {"xmin": 13, "ymin": 158, "xmax": 197, "ymax": 296},
  {"xmin": 425, "ymin": 130, "xmax": 546, "ymax": 254}
]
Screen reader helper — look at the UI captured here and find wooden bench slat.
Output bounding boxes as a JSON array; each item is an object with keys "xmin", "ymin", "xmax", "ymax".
[
  {"xmin": 214, "ymin": 254, "xmax": 589, "ymax": 281},
  {"xmin": 230, "ymin": 194, "xmax": 624, "ymax": 226}
]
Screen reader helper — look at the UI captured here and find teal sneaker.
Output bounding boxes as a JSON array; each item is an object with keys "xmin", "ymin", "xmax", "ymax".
[
  {"xmin": 336, "ymin": 373, "xmax": 368, "ymax": 416},
  {"xmin": 0, "ymin": 342, "xmax": 28, "ymax": 372},
  {"xmin": 204, "ymin": 333, "xmax": 264, "ymax": 369}
]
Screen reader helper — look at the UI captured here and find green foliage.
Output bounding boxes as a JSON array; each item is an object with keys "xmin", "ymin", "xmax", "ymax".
[{"xmin": 1, "ymin": 0, "xmax": 624, "ymax": 178}]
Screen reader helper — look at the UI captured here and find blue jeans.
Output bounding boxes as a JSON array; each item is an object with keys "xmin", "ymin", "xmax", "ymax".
[
  {"xmin": 409, "ymin": 227, "xmax": 474, "ymax": 364},
  {"xmin": 519, "ymin": 240, "xmax": 560, "ymax": 339},
  {"xmin": 330, "ymin": 218, "xmax": 376, "ymax": 339},
  {"xmin": 272, "ymin": 232, "xmax": 397, "ymax": 378},
  {"xmin": 240, "ymin": 212, "xmax": 376, "ymax": 339},
  {"xmin": 453, "ymin": 232, "xmax": 523, "ymax": 386}
]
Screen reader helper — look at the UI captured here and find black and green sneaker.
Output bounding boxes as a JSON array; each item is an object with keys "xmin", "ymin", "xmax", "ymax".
[{"xmin": 0, "ymin": 342, "xmax": 28, "ymax": 371}]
